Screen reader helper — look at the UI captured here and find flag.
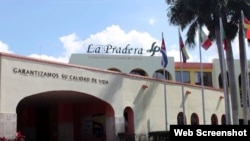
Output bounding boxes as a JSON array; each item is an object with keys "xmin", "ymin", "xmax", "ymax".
[
  {"xmin": 244, "ymin": 17, "xmax": 250, "ymax": 42},
  {"xmin": 246, "ymin": 29, "xmax": 250, "ymax": 41},
  {"xmin": 179, "ymin": 30, "xmax": 189, "ymax": 63},
  {"xmin": 160, "ymin": 33, "xmax": 168, "ymax": 68},
  {"xmin": 244, "ymin": 17, "xmax": 250, "ymax": 29},
  {"xmin": 199, "ymin": 27, "xmax": 212, "ymax": 50}
]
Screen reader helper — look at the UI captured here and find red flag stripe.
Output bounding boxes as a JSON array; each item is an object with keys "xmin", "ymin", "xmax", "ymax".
[{"xmin": 246, "ymin": 29, "xmax": 250, "ymax": 39}]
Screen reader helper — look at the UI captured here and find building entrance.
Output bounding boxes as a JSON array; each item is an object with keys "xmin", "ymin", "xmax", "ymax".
[{"xmin": 16, "ymin": 91, "xmax": 115, "ymax": 141}]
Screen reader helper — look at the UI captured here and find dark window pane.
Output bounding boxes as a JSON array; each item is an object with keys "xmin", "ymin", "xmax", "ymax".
[
  {"xmin": 175, "ymin": 71, "xmax": 190, "ymax": 83},
  {"xmin": 195, "ymin": 72, "xmax": 213, "ymax": 87}
]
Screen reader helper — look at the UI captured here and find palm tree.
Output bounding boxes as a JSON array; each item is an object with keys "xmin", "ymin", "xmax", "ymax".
[{"xmin": 166, "ymin": 0, "xmax": 250, "ymax": 125}]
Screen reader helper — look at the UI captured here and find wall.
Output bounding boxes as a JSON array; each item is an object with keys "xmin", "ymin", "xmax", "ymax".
[{"xmin": 0, "ymin": 53, "xmax": 226, "ymax": 139}]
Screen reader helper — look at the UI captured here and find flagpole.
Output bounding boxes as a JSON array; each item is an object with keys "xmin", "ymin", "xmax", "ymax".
[
  {"xmin": 161, "ymin": 32, "xmax": 168, "ymax": 130},
  {"xmin": 163, "ymin": 67, "xmax": 168, "ymax": 131},
  {"xmin": 198, "ymin": 25, "xmax": 206, "ymax": 124},
  {"xmin": 180, "ymin": 55, "xmax": 186, "ymax": 125},
  {"xmin": 239, "ymin": 10, "xmax": 250, "ymax": 124},
  {"xmin": 179, "ymin": 29, "xmax": 186, "ymax": 124},
  {"xmin": 218, "ymin": 17, "xmax": 231, "ymax": 125}
]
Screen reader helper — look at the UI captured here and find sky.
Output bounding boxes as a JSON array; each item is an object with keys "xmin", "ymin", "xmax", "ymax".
[{"xmin": 0, "ymin": 0, "xmax": 249, "ymax": 63}]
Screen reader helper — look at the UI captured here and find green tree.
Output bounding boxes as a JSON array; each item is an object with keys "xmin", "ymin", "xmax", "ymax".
[{"xmin": 166, "ymin": 0, "xmax": 250, "ymax": 125}]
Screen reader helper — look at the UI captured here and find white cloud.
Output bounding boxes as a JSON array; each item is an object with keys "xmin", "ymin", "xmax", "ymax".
[
  {"xmin": 18, "ymin": 25, "xmax": 161, "ymax": 63},
  {"xmin": 59, "ymin": 25, "xmax": 159, "ymax": 58},
  {"xmin": 59, "ymin": 33, "xmax": 84, "ymax": 57},
  {"xmin": 29, "ymin": 54, "xmax": 68, "ymax": 63},
  {"xmin": 0, "ymin": 40, "xmax": 13, "ymax": 53},
  {"xmin": 149, "ymin": 18, "xmax": 156, "ymax": 25}
]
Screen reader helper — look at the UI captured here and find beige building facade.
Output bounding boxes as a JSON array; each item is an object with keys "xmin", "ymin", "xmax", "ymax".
[{"xmin": 0, "ymin": 52, "xmax": 247, "ymax": 141}]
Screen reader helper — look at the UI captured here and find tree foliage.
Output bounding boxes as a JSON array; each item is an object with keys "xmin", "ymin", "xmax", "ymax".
[{"xmin": 166, "ymin": 0, "xmax": 250, "ymax": 47}]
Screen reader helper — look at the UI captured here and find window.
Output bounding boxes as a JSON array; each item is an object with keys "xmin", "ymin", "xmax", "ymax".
[
  {"xmin": 218, "ymin": 72, "xmax": 229, "ymax": 88},
  {"xmin": 108, "ymin": 68, "xmax": 121, "ymax": 72},
  {"xmin": 191, "ymin": 113, "xmax": 199, "ymax": 125},
  {"xmin": 221, "ymin": 114, "xmax": 226, "ymax": 125},
  {"xmin": 238, "ymin": 74, "xmax": 250, "ymax": 107},
  {"xmin": 195, "ymin": 72, "xmax": 213, "ymax": 86},
  {"xmin": 211, "ymin": 114, "xmax": 218, "ymax": 125},
  {"xmin": 177, "ymin": 112, "xmax": 186, "ymax": 125},
  {"xmin": 130, "ymin": 69, "xmax": 148, "ymax": 76},
  {"xmin": 175, "ymin": 71, "xmax": 190, "ymax": 83},
  {"xmin": 152, "ymin": 70, "xmax": 171, "ymax": 80},
  {"xmin": 123, "ymin": 107, "xmax": 134, "ymax": 133}
]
